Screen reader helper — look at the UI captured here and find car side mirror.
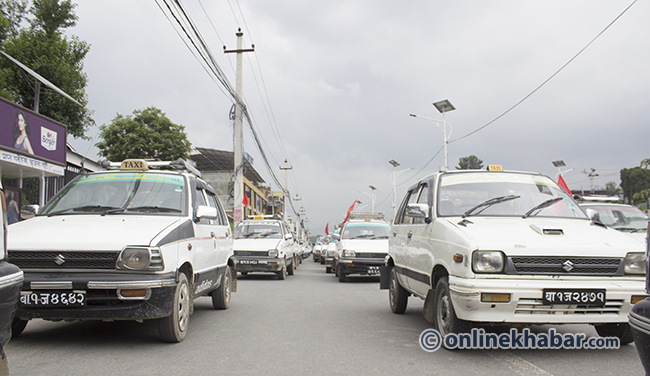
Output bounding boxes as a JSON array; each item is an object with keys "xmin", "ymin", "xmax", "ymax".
[
  {"xmin": 20, "ymin": 205, "xmax": 39, "ymax": 220},
  {"xmin": 195, "ymin": 205, "xmax": 217, "ymax": 221},
  {"xmin": 285, "ymin": 233, "xmax": 293, "ymax": 240},
  {"xmin": 406, "ymin": 203, "xmax": 429, "ymax": 219},
  {"xmin": 331, "ymin": 234, "xmax": 340, "ymax": 241}
]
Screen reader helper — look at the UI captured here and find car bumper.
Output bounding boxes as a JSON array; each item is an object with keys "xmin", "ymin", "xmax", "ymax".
[
  {"xmin": 325, "ymin": 257, "xmax": 335, "ymax": 267},
  {"xmin": 337, "ymin": 258, "xmax": 383, "ymax": 275},
  {"xmin": 16, "ymin": 271, "xmax": 177, "ymax": 321},
  {"xmin": 0, "ymin": 262, "xmax": 23, "ymax": 346},
  {"xmin": 449, "ymin": 275, "xmax": 646, "ymax": 324},
  {"xmin": 236, "ymin": 257, "xmax": 285, "ymax": 273}
]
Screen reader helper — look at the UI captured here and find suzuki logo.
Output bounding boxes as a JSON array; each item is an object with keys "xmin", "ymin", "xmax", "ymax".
[
  {"xmin": 562, "ymin": 260, "xmax": 574, "ymax": 272},
  {"xmin": 54, "ymin": 254, "xmax": 66, "ymax": 265}
]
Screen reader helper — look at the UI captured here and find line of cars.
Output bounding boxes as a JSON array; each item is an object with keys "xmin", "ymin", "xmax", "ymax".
[{"xmin": 380, "ymin": 166, "xmax": 648, "ymax": 349}]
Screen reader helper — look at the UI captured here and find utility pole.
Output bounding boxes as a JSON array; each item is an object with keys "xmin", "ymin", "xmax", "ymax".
[
  {"xmin": 280, "ymin": 159, "xmax": 292, "ymax": 223},
  {"xmin": 224, "ymin": 29, "xmax": 254, "ymax": 226}
]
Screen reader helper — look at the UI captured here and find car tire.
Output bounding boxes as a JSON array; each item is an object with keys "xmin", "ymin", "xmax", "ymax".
[
  {"xmin": 389, "ymin": 268, "xmax": 408, "ymax": 314},
  {"xmin": 320, "ymin": 258, "xmax": 325, "ymax": 265},
  {"xmin": 158, "ymin": 272, "xmax": 191, "ymax": 343},
  {"xmin": 338, "ymin": 271, "xmax": 347, "ymax": 282},
  {"xmin": 11, "ymin": 317, "xmax": 28, "ymax": 339},
  {"xmin": 595, "ymin": 323, "xmax": 634, "ymax": 345},
  {"xmin": 287, "ymin": 260, "xmax": 295, "ymax": 276},
  {"xmin": 277, "ymin": 265, "xmax": 287, "ymax": 280},
  {"xmin": 434, "ymin": 276, "xmax": 471, "ymax": 340},
  {"xmin": 326, "ymin": 266, "xmax": 332, "ymax": 274},
  {"xmin": 211, "ymin": 267, "xmax": 231, "ymax": 310}
]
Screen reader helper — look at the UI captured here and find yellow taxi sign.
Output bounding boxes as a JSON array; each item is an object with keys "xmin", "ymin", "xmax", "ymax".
[
  {"xmin": 487, "ymin": 164, "xmax": 503, "ymax": 172},
  {"xmin": 120, "ymin": 159, "xmax": 149, "ymax": 170},
  {"xmin": 253, "ymin": 216, "xmax": 265, "ymax": 220}
]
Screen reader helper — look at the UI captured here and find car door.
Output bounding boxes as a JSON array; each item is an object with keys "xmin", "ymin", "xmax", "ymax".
[
  {"xmin": 190, "ymin": 181, "xmax": 219, "ymax": 289},
  {"xmin": 205, "ymin": 189, "xmax": 232, "ymax": 267},
  {"xmin": 391, "ymin": 183, "xmax": 422, "ymax": 291},
  {"xmin": 404, "ymin": 180, "xmax": 434, "ymax": 296}
]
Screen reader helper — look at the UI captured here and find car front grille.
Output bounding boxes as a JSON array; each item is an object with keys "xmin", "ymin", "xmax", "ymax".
[
  {"xmin": 509, "ymin": 256, "xmax": 622, "ymax": 276},
  {"xmin": 8, "ymin": 251, "xmax": 120, "ymax": 270},
  {"xmin": 355, "ymin": 252, "xmax": 387, "ymax": 259},
  {"xmin": 515, "ymin": 297, "xmax": 623, "ymax": 315},
  {"xmin": 234, "ymin": 251, "xmax": 269, "ymax": 257}
]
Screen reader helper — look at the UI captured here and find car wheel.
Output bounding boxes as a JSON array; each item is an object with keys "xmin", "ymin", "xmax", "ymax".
[
  {"xmin": 277, "ymin": 265, "xmax": 287, "ymax": 280},
  {"xmin": 338, "ymin": 271, "xmax": 347, "ymax": 282},
  {"xmin": 434, "ymin": 276, "xmax": 471, "ymax": 339},
  {"xmin": 594, "ymin": 323, "xmax": 634, "ymax": 345},
  {"xmin": 211, "ymin": 267, "xmax": 231, "ymax": 310},
  {"xmin": 325, "ymin": 266, "xmax": 332, "ymax": 274},
  {"xmin": 11, "ymin": 317, "xmax": 28, "ymax": 338},
  {"xmin": 287, "ymin": 260, "xmax": 295, "ymax": 276},
  {"xmin": 389, "ymin": 268, "xmax": 408, "ymax": 314},
  {"xmin": 158, "ymin": 272, "xmax": 191, "ymax": 343},
  {"xmin": 320, "ymin": 258, "xmax": 325, "ymax": 265}
]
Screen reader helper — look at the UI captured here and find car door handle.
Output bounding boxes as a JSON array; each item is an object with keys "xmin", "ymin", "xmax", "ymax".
[{"xmin": 407, "ymin": 231, "xmax": 413, "ymax": 239}]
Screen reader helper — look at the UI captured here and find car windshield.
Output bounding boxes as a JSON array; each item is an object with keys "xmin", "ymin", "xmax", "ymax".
[
  {"xmin": 39, "ymin": 172, "xmax": 187, "ymax": 216},
  {"xmin": 342, "ymin": 223, "xmax": 391, "ymax": 239},
  {"xmin": 234, "ymin": 222, "xmax": 283, "ymax": 239},
  {"xmin": 584, "ymin": 204, "xmax": 649, "ymax": 232},
  {"xmin": 437, "ymin": 172, "xmax": 586, "ymax": 219}
]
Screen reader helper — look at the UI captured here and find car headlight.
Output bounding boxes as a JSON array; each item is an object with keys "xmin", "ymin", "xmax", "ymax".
[
  {"xmin": 472, "ymin": 251, "xmax": 505, "ymax": 273},
  {"xmin": 327, "ymin": 250, "xmax": 337, "ymax": 257},
  {"xmin": 116, "ymin": 247, "xmax": 163, "ymax": 271},
  {"xmin": 342, "ymin": 250, "xmax": 356, "ymax": 257},
  {"xmin": 624, "ymin": 252, "xmax": 646, "ymax": 275},
  {"xmin": 268, "ymin": 249, "xmax": 279, "ymax": 257}
]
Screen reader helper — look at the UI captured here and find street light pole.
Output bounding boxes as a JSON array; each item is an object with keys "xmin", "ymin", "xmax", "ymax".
[
  {"xmin": 389, "ymin": 160, "xmax": 413, "ymax": 219},
  {"xmin": 409, "ymin": 99, "xmax": 456, "ymax": 171}
]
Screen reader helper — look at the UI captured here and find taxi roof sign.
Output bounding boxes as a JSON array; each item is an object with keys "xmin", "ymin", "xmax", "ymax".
[
  {"xmin": 487, "ymin": 165, "xmax": 503, "ymax": 172},
  {"xmin": 120, "ymin": 159, "xmax": 148, "ymax": 170}
]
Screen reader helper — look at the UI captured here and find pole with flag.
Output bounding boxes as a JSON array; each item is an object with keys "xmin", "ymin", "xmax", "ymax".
[
  {"xmin": 558, "ymin": 174, "xmax": 571, "ymax": 195},
  {"xmin": 342, "ymin": 199, "xmax": 357, "ymax": 225}
]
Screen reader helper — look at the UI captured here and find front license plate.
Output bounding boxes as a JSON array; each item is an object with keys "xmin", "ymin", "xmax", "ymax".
[
  {"xmin": 367, "ymin": 266, "xmax": 381, "ymax": 275},
  {"xmin": 542, "ymin": 288, "xmax": 606, "ymax": 307},
  {"xmin": 20, "ymin": 291, "xmax": 86, "ymax": 307},
  {"xmin": 239, "ymin": 260, "xmax": 258, "ymax": 265}
]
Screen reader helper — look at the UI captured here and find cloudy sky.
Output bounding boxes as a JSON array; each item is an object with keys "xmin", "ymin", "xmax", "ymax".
[{"xmin": 66, "ymin": 0, "xmax": 650, "ymax": 235}]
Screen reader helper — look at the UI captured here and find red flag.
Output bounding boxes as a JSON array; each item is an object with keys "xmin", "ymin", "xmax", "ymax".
[
  {"xmin": 242, "ymin": 194, "xmax": 249, "ymax": 206},
  {"xmin": 557, "ymin": 174, "xmax": 571, "ymax": 195},
  {"xmin": 342, "ymin": 199, "xmax": 357, "ymax": 224},
  {"xmin": 325, "ymin": 223, "xmax": 329, "ymax": 234}
]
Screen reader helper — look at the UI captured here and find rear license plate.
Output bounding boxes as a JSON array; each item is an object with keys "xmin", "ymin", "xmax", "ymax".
[
  {"xmin": 542, "ymin": 288, "xmax": 606, "ymax": 306},
  {"xmin": 368, "ymin": 266, "xmax": 381, "ymax": 275},
  {"xmin": 239, "ymin": 260, "xmax": 259, "ymax": 265},
  {"xmin": 20, "ymin": 291, "xmax": 86, "ymax": 307}
]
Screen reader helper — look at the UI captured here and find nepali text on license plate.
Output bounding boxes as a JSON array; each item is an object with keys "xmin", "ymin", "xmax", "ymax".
[
  {"xmin": 542, "ymin": 288, "xmax": 606, "ymax": 307},
  {"xmin": 20, "ymin": 291, "xmax": 86, "ymax": 307},
  {"xmin": 239, "ymin": 260, "xmax": 259, "ymax": 265},
  {"xmin": 368, "ymin": 266, "xmax": 381, "ymax": 275}
]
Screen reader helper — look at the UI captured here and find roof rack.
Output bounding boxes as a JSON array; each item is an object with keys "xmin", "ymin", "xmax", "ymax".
[
  {"xmin": 348, "ymin": 212, "xmax": 385, "ymax": 220},
  {"xmin": 100, "ymin": 158, "xmax": 202, "ymax": 178},
  {"xmin": 573, "ymin": 195, "xmax": 621, "ymax": 203}
]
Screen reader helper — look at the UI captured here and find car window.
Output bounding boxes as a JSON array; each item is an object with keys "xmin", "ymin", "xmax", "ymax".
[
  {"xmin": 342, "ymin": 223, "xmax": 390, "ymax": 239},
  {"xmin": 234, "ymin": 221, "xmax": 283, "ymax": 239}
]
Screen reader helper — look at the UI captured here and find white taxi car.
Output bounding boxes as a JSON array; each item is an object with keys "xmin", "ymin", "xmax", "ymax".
[
  {"xmin": 381, "ymin": 167, "xmax": 646, "ymax": 345},
  {"xmin": 7, "ymin": 159, "xmax": 235, "ymax": 343},
  {"xmin": 233, "ymin": 216, "xmax": 299, "ymax": 280},
  {"xmin": 332, "ymin": 212, "xmax": 390, "ymax": 282}
]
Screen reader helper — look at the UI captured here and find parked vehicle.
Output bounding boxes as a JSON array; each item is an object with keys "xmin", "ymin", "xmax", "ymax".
[
  {"xmin": 630, "ymin": 222, "xmax": 650, "ymax": 373},
  {"xmin": 332, "ymin": 212, "xmax": 390, "ymax": 282},
  {"xmin": 0, "ymin": 181, "xmax": 23, "ymax": 372},
  {"xmin": 381, "ymin": 167, "xmax": 646, "ymax": 347},
  {"xmin": 313, "ymin": 237, "xmax": 325, "ymax": 263},
  {"xmin": 233, "ymin": 216, "xmax": 299, "ymax": 280},
  {"xmin": 577, "ymin": 197, "xmax": 648, "ymax": 242},
  {"xmin": 8, "ymin": 159, "xmax": 235, "ymax": 343}
]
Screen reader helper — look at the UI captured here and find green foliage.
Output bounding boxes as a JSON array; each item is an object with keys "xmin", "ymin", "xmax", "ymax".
[
  {"xmin": 605, "ymin": 181, "xmax": 622, "ymax": 197},
  {"xmin": 96, "ymin": 107, "xmax": 192, "ymax": 162},
  {"xmin": 0, "ymin": 0, "xmax": 93, "ymax": 139},
  {"xmin": 620, "ymin": 166, "xmax": 650, "ymax": 204},
  {"xmin": 456, "ymin": 155, "xmax": 484, "ymax": 170}
]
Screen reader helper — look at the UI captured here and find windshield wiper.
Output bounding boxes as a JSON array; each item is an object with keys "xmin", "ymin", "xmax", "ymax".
[
  {"xmin": 522, "ymin": 197, "xmax": 563, "ymax": 218},
  {"xmin": 47, "ymin": 205, "xmax": 120, "ymax": 217},
  {"xmin": 351, "ymin": 234, "xmax": 377, "ymax": 239},
  {"xmin": 258, "ymin": 231, "xmax": 279, "ymax": 238},
  {"xmin": 126, "ymin": 206, "xmax": 182, "ymax": 213},
  {"xmin": 462, "ymin": 195, "xmax": 520, "ymax": 218}
]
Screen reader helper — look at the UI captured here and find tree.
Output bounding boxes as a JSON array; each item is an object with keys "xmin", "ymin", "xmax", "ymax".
[
  {"xmin": 96, "ymin": 107, "xmax": 192, "ymax": 162},
  {"xmin": 456, "ymin": 155, "xmax": 484, "ymax": 170},
  {"xmin": 0, "ymin": 0, "xmax": 93, "ymax": 139},
  {"xmin": 605, "ymin": 181, "xmax": 622, "ymax": 197},
  {"xmin": 620, "ymin": 166, "xmax": 650, "ymax": 204}
]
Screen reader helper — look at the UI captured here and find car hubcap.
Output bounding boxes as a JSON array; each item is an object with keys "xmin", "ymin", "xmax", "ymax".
[
  {"xmin": 178, "ymin": 282, "xmax": 190, "ymax": 332},
  {"xmin": 438, "ymin": 294, "xmax": 451, "ymax": 335}
]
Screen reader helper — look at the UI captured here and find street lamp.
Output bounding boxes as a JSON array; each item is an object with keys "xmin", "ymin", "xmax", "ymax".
[
  {"xmin": 552, "ymin": 160, "xmax": 575, "ymax": 180},
  {"xmin": 358, "ymin": 187, "xmax": 377, "ymax": 213},
  {"xmin": 410, "ymin": 99, "xmax": 456, "ymax": 171},
  {"xmin": 389, "ymin": 160, "xmax": 414, "ymax": 219}
]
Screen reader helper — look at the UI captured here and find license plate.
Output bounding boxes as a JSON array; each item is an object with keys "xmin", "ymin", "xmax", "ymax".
[
  {"xmin": 20, "ymin": 291, "xmax": 86, "ymax": 307},
  {"xmin": 239, "ymin": 260, "xmax": 258, "ymax": 265},
  {"xmin": 368, "ymin": 266, "xmax": 381, "ymax": 275},
  {"xmin": 542, "ymin": 288, "xmax": 606, "ymax": 307}
]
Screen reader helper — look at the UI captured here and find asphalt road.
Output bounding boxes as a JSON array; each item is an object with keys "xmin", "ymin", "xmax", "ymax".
[{"xmin": 4, "ymin": 257, "xmax": 646, "ymax": 376}]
